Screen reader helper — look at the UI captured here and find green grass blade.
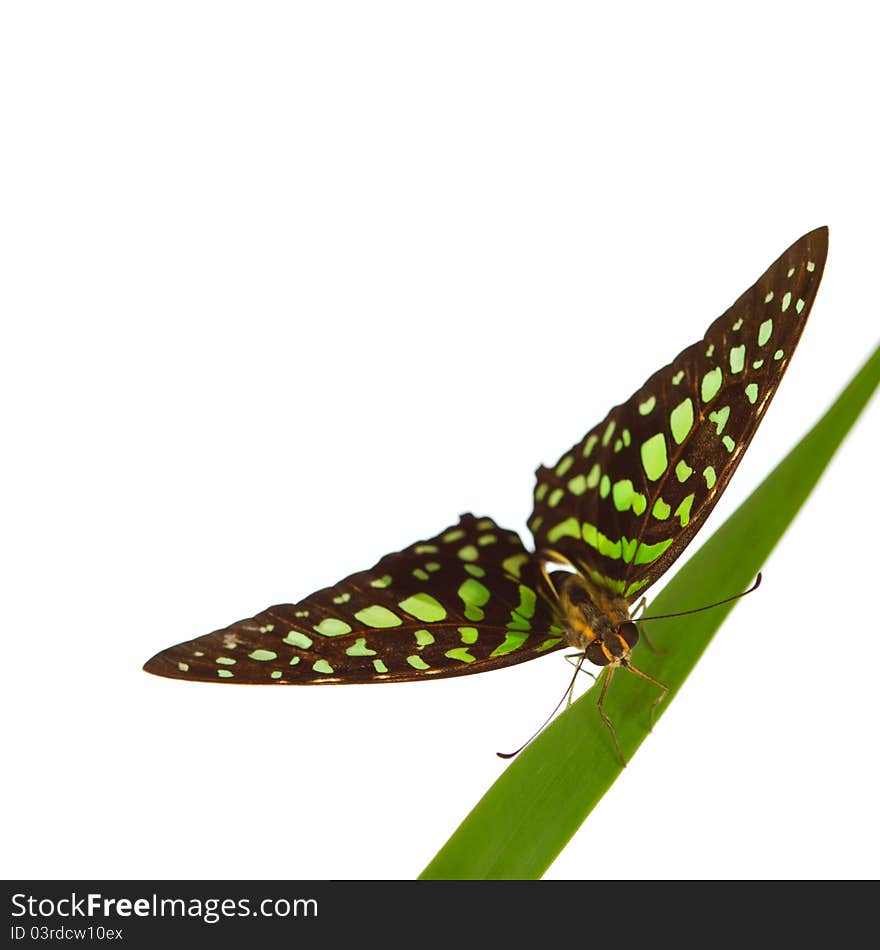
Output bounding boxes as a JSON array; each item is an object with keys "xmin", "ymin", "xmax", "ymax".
[{"xmin": 420, "ymin": 343, "xmax": 880, "ymax": 880}]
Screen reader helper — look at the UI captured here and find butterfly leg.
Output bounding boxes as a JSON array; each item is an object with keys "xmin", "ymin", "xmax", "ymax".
[
  {"xmin": 596, "ymin": 666, "xmax": 626, "ymax": 766},
  {"xmin": 636, "ymin": 622, "xmax": 668, "ymax": 656},
  {"xmin": 563, "ymin": 652, "xmax": 595, "ymax": 707},
  {"xmin": 623, "ymin": 660, "xmax": 669, "ymax": 730}
]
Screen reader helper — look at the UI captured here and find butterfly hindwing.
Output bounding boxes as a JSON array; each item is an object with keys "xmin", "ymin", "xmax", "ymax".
[
  {"xmin": 143, "ymin": 514, "xmax": 565, "ymax": 684},
  {"xmin": 528, "ymin": 227, "xmax": 828, "ymax": 601}
]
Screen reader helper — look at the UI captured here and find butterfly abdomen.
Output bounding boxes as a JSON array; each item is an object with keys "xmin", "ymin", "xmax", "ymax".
[{"xmin": 556, "ymin": 572, "xmax": 635, "ymax": 665}]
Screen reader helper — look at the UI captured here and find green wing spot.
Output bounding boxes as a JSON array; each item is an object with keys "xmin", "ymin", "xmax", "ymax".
[
  {"xmin": 514, "ymin": 584, "xmax": 537, "ymax": 620},
  {"xmin": 633, "ymin": 537, "xmax": 674, "ymax": 565},
  {"xmin": 249, "ymin": 649, "xmax": 277, "ymax": 661},
  {"xmin": 652, "ymin": 497, "xmax": 671, "ymax": 520},
  {"xmin": 406, "ymin": 655, "xmax": 430, "ymax": 671},
  {"xmin": 372, "ymin": 659, "xmax": 388, "ymax": 674},
  {"xmin": 582, "ymin": 434, "xmax": 598, "ymax": 457},
  {"xmin": 218, "ymin": 669, "xmax": 234, "ymax": 678},
  {"xmin": 283, "ymin": 631, "xmax": 313, "ymax": 649},
  {"xmin": 675, "ymin": 493, "xmax": 695, "ymax": 527},
  {"xmin": 458, "ymin": 578, "xmax": 490, "ymax": 621},
  {"xmin": 745, "ymin": 383, "xmax": 759, "ymax": 405},
  {"xmin": 732, "ymin": 317, "xmax": 744, "ymax": 331},
  {"xmin": 622, "ymin": 428, "xmax": 631, "ymax": 447},
  {"xmin": 758, "ymin": 318, "xmax": 773, "ymax": 346},
  {"xmin": 701, "ymin": 366, "xmax": 723, "ymax": 402},
  {"xmin": 774, "ymin": 349, "xmax": 784, "ymax": 361},
  {"xmin": 491, "ymin": 632, "xmax": 529, "ymax": 657},
  {"xmin": 765, "ymin": 290, "xmax": 774, "ymax": 303},
  {"xmin": 703, "ymin": 465, "xmax": 717, "ymax": 489},
  {"xmin": 638, "ymin": 396, "xmax": 656, "ymax": 416},
  {"xmin": 796, "ymin": 297, "xmax": 805, "ymax": 314},
  {"xmin": 258, "ymin": 624, "xmax": 275, "ymax": 633},
  {"xmin": 458, "ymin": 627, "xmax": 479, "ymax": 644},
  {"xmin": 706, "ymin": 344, "xmax": 715, "ymax": 357},
  {"xmin": 216, "ymin": 656, "xmax": 236, "ymax": 666},
  {"xmin": 370, "ymin": 575, "xmax": 392, "ymax": 589},
  {"xmin": 314, "ymin": 618, "xmax": 352, "ymax": 637},
  {"xmin": 675, "ymin": 459, "xmax": 693, "ymax": 482},
  {"xmin": 602, "ymin": 420, "xmax": 616, "ymax": 446},
  {"xmin": 457, "ymin": 544, "xmax": 479, "ymax": 561},
  {"xmin": 289, "ymin": 657, "xmax": 300, "ymax": 666},
  {"xmin": 612, "ymin": 479, "xmax": 646, "ymax": 515},
  {"xmin": 621, "ymin": 537, "xmax": 638, "ymax": 564},
  {"xmin": 442, "ymin": 529, "xmax": 465, "ymax": 543},
  {"xmin": 568, "ymin": 473, "xmax": 588, "ymax": 495},
  {"xmin": 781, "ymin": 291, "xmax": 792, "ymax": 312},
  {"xmin": 640, "ymin": 433, "xmax": 668, "ymax": 481},
  {"xmin": 672, "ymin": 369, "xmax": 685, "ymax": 385},
  {"xmin": 177, "ymin": 662, "xmax": 189, "ymax": 672},
  {"xmin": 753, "ymin": 359, "xmax": 764, "ymax": 370},
  {"xmin": 807, "ymin": 260, "xmax": 816, "ymax": 271},
  {"xmin": 478, "ymin": 534, "xmax": 497, "ymax": 546},
  {"xmin": 414, "ymin": 629, "xmax": 435, "ymax": 648},
  {"xmin": 507, "ymin": 614, "xmax": 531, "ymax": 632},
  {"xmin": 464, "ymin": 563, "xmax": 486, "ymax": 578},
  {"xmin": 346, "ymin": 638, "xmax": 377, "ymax": 657},
  {"xmin": 722, "ymin": 435, "xmax": 735, "ymax": 453},
  {"xmin": 730, "ymin": 345, "xmax": 745, "ymax": 374},
  {"xmin": 476, "ymin": 518, "xmax": 495, "ymax": 530},
  {"xmin": 425, "ymin": 562, "xmax": 441, "ymax": 572},
  {"xmin": 625, "ymin": 577, "xmax": 652, "ymax": 597},
  {"xmin": 535, "ymin": 483, "xmax": 548, "ymax": 502},
  {"xmin": 537, "ymin": 637, "xmax": 563, "ymax": 652},
  {"xmin": 670, "ymin": 398, "xmax": 694, "ymax": 444},
  {"xmin": 547, "ymin": 488, "xmax": 564, "ymax": 508},
  {"xmin": 709, "ymin": 405, "xmax": 730, "ymax": 434},
  {"xmin": 547, "ymin": 516, "xmax": 581, "ymax": 544},
  {"xmin": 412, "ymin": 568, "xmax": 429, "ymax": 581},
  {"xmin": 398, "ymin": 594, "xmax": 447, "ymax": 623},
  {"xmin": 445, "ymin": 648, "xmax": 476, "ymax": 664},
  {"xmin": 582, "ymin": 522, "xmax": 623, "ymax": 560},
  {"xmin": 458, "ymin": 579, "xmax": 490, "ymax": 607},
  {"xmin": 599, "ymin": 475, "xmax": 611, "ymax": 498},
  {"xmin": 354, "ymin": 605, "xmax": 402, "ymax": 628},
  {"xmin": 313, "ymin": 659, "xmax": 334, "ymax": 675},
  {"xmin": 586, "ymin": 463, "xmax": 601, "ymax": 488},
  {"xmin": 415, "ymin": 544, "xmax": 438, "ymax": 554},
  {"xmin": 614, "ymin": 438, "xmax": 623, "ymax": 452},
  {"xmin": 555, "ymin": 454, "xmax": 574, "ymax": 477},
  {"xmin": 271, "ymin": 671, "xmax": 283, "ymax": 679},
  {"xmin": 502, "ymin": 553, "xmax": 529, "ymax": 578}
]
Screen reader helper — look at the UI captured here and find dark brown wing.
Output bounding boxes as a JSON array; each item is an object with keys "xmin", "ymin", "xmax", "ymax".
[
  {"xmin": 528, "ymin": 227, "xmax": 828, "ymax": 600},
  {"xmin": 144, "ymin": 514, "xmax": 564, "ymax": 684}
]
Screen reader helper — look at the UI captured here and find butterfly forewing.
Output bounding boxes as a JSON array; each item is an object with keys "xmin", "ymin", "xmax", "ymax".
[
  {"xmin": 529, "ymin": 227, "xmax": 828, "ymax": 601},
  {"xmin": 144, "ymin": 514, "xmax": 564, "ymax": 684}
]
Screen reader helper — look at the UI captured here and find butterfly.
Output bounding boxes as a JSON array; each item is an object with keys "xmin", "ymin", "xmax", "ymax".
[{"xmin": 144, "ymin": 227, "xmax": 828, "ymax": 758}]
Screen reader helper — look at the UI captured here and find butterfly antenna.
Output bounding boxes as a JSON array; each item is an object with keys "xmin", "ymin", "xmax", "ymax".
[
  {"xmin": 497, "ymin": 652, "xmax": 586, "ymax": 760},
  {"xmin": 638, "ymin": 572, "xmax": 762, "ymax": 624}
]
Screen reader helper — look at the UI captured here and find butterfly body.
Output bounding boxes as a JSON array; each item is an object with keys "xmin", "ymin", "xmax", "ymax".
[{"xmin": 554, "ymin": 571, "xmax": 635, "ymax": 666}]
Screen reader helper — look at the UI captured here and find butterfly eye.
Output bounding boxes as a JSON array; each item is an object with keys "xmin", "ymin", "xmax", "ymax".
[
  {"xmin": 584, "ymin": 640, "xmax": 611, "ymax": 667},
  {"xmin": 618, "ymin": 621, "xmax": 639, "ymax": 650}
]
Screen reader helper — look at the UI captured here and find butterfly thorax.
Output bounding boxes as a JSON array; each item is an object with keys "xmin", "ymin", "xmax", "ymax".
[{"xmin": 556, "ymin": 572, "xmax": 638, "ymax": 668}]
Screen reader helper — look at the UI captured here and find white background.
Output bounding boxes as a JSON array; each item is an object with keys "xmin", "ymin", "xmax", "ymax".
[{"xmin": 3, "ymin": 2, "xmax": 878, "ymax": 881}]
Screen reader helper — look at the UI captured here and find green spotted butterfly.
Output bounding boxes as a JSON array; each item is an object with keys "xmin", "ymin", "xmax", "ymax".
[{"xmin": 145, "ymin": 227, "xmax": 828, "ymax": 754}]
